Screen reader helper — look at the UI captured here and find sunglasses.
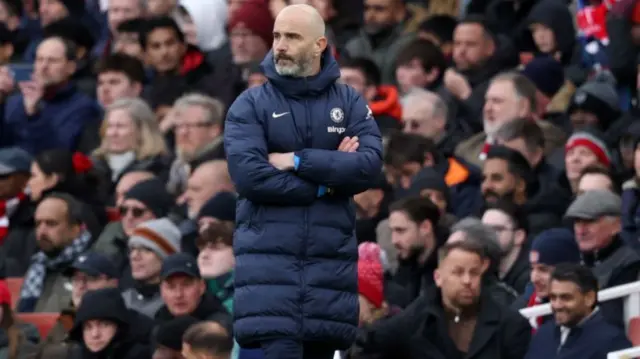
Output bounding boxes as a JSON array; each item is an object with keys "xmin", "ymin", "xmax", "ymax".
[{"xmin": 119, "ymin": 206, "xmax": 148, "ymax": 218}]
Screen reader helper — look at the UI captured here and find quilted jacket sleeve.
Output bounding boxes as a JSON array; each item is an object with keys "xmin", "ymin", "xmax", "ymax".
[
  {"xmin": 224, "ymin": 92, "xmax": 320, "ymax": 205},
  {"xmin": 294, "ymin": 93, "xmax": 383, "ymax": 196}
]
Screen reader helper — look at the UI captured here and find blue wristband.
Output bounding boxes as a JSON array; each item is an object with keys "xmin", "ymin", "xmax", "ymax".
[
  {"xmin": 293, "ymin": 155, "xmax": 300, "ymax": 171},
  {"xmin": 317, "ymin": 185, "xmax": 327, "ymax": 197}
]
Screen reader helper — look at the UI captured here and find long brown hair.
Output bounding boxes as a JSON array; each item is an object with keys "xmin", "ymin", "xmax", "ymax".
[{"xmin": 1, "ymin": 303, "xmax": 22, "ymax": 359}]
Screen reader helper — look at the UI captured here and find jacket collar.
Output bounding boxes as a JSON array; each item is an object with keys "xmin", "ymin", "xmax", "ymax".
[{"xmin": 422, "ymin": 287, "xmax": 503, "ymax": 358}]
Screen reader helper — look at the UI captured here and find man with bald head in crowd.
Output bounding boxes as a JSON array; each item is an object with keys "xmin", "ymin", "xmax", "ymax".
[
  {"xmin": 225, "ymin": 4, "xmax": 382, "ymax": 359},
  {"xmin": 179, "ymin": 161, "xmax": 235, "ymax": 219}
]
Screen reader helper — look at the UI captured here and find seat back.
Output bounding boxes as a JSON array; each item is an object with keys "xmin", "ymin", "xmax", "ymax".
[
  {"xmin": 15, "ymin": 313, "xmax": 58, "ymax": 339},
  {"xmin": 6, "ymin": 277, "xmax": 23, "ymax": 309}
]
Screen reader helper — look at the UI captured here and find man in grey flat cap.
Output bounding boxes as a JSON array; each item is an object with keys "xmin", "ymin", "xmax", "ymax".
[{"xmin": 565, "ymin": 189, "xmax": 640, "ymax": 327}]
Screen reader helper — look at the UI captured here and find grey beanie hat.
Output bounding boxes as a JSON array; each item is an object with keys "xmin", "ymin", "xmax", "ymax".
[
  {"xmin": 574, "ymin": 71, "xmax": 620, "ymax": 111},
  {"xmin": 128, "ymin": 218, "xmax": 181, "ymax": 259}
]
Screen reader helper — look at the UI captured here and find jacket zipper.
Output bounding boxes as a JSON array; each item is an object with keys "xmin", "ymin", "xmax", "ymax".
[{"xmin": 298, "ymin": 93, "xmax": 312, "ymax": 336}]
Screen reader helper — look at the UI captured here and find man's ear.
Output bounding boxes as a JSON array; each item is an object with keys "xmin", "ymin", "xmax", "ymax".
[
  {"xmin": 315, "ymin": 36, "xmax": 328, "ymax": 57},
  {"xmin": 516, "ymin": 178, "xmax": 527, "ymax": 196},
  {"xmin": 481, "ymin": 258, "xmax": 490, "ymax": 273},
  {"xmin": 434, "ymin": 269, "xmax": 442, "ymax": 287},
  {"xmin": 585, "ymin": 290, "xmax": 597, "ymax": 308},
  {"xmin": 514, "ymin": 229, "xmax": 526, "ymax": 247}
]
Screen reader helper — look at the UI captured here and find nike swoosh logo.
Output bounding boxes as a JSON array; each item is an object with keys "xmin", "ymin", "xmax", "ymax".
[{"xmin": 272, "ymin": 112, "xmax": 289, "ymax": 118}]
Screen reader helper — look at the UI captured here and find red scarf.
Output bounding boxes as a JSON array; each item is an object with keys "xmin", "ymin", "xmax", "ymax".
[
  {"xmin": 527, "ymin": 292, "xmax": 544, "ymax": 333},
  {"xmin": 0, "ymin": 193, "xmax": 26, "ymax": 245}
]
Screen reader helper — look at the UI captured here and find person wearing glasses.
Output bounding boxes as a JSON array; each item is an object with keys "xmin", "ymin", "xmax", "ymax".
[
  {"xmin": 122, "ymin": 218, "xmax": 181, "ymax": 318},
  {"xmin": 94, "ymin": 177, "xmax": 175, "ymax": 291},
  {"xmin": 481, "ymin": 200, "xmax": 530, "ymax": 293}
]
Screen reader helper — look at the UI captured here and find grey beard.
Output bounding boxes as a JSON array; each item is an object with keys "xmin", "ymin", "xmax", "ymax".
[{"xmin": 274, "ymin": 55, "xmax": 314, "ymax": 77}]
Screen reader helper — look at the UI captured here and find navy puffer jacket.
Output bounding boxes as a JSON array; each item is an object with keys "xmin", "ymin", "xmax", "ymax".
[{"xmin": 224, "ymin": 49, "xmax": 383, "ymax": 349}]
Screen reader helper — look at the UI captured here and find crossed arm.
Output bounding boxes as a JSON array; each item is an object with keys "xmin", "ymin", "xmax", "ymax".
[
  {"xmin": 269, "ymin": 95, "xmax": 383, "ymax": 197},
  {"xmin": 225, "ymin": 92, "xmax": 383, "ymax": 205}
]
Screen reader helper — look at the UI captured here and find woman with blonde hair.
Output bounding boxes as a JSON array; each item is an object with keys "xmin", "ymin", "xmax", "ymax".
[
  {"xmin": 0, "ymin": 281, "xmax": 39, "ymax": 359},
  {"xmin": 92, "ymin": 98, "xmax": 172, "ymax": 194}
]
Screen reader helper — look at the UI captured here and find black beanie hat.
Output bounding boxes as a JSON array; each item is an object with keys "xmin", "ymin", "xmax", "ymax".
[
  {"xmin": 410, "ymin": 167, "xmax": 449, "ymax": 201},
  {"xmin": 155, "ymin": 316, "xmax": 200, "ymax": 351},
  {"xmin": 124, "ymin": 178, "xmax": 174, "ymax": 217},
  {"xmin": 198, "ymin": 192, "xmax": 237, "ymax": 222}
]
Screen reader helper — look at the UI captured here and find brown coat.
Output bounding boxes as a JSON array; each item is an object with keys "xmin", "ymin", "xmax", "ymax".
[{"xmin": 454, "ymin": 120, "xmax": 566, "ymax": 168}]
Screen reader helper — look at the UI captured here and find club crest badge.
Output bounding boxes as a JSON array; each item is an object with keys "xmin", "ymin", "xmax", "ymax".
[{"xmin": 330, "ymin": 107, "xmax": 344, "ymax": 123}]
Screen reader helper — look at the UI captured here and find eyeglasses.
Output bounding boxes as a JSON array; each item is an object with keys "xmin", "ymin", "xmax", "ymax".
[{"xmin": 119, "ymin": 206, "xmax": 148, "ymax": 218}]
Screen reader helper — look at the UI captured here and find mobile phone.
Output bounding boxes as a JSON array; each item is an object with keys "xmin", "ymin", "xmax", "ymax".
[{"xmin": 8, "ymin": 64, "xmax": 34, "ymax": 82}]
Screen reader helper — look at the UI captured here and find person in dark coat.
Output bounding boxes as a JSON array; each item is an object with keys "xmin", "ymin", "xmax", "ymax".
[
  {"xmin": 511, "ymin": 228, "xmax": 581, "ymax": 333},
  {"xmin": 355, "ymin": 240, "xmax": 531, "ymax": 359},
  {"xmin": 68, "ymin": 287, "xmax": 150, "ymax": 359},
  {"xmin": 223, "ymin": 4, "xmax": 383, "ymax": 359},
  {"xmin": 155, "ymin": 253, "xmax": 231, "ymax": 334},
  {"xmin": 139, "ymin": 16, "xmax": 236, "ymax": 107},
  {"xmin": 1, "ymin": 36, "xmax": 101, "ymax": 154},
  {"xmin": 524, "ymin": 263, "xmax": 631, "ymax": 359}
]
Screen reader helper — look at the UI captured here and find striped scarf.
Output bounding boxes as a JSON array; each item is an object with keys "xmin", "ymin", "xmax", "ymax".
[
  {"xmin": 0, "ymin": 192, "xmax": 26, "ymax": 245},
  {"xmin": 18, "ymin": 230, "xmax": 92, "ymax": 312}
]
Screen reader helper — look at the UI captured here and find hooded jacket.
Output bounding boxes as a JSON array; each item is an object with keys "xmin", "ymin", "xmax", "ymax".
[
  {"xmin": 69, "ymin": 288, "xmax": 150, "ymax": 359},
  {"xmin": 527, "ymin": 0, "xmax": 581, "ymax": 66},
  {"xmin": 179, "ymin": 0, "xmax": 228, "ymax": 52},
  {"xmin": 224, "ymin": 49, "xmax": 383, "ymax": 349}
]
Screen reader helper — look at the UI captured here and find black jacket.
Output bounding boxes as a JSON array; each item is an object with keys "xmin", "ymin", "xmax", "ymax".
[
  {"xmin": 356, "ymin": 287, "xmax": 531, "ymax": 359},
  {"xmin": 69, "ymin": 288, "xmax": 151, "ymax": 359}
]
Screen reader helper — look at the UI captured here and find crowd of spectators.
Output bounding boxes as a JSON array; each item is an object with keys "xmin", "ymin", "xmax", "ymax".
[{"xmin": 0, "ymin": 0, "xmax": 637, "ymax": 358}]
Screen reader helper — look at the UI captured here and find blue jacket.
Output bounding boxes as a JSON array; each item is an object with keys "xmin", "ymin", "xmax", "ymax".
[
  {"xmin": 1, "ymin": 84, "xmax": 101, "ymax": 154},
  {"xmin": 224, "ymin": 49, "xmax": 383, "ymax": 349},
  {"xmin": 524, "ymin": 310, "xmax": 630, "ymax": 359}
]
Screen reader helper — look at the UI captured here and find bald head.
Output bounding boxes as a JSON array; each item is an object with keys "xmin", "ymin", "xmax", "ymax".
[
  {"xmin": 272, "ymin": 4, "xmax": 327, "ymax": 77},
  {"xmin": 192, "ymin": 161, "xmax": 231, "ymax": 186},
  {"xmin": 276, "ymin": 4, "xmax": 325, "ymax": 38},
  {"xmin": 185, "ymin": 161, "xmax": 234, "ymax": 218},
  {"xmin": 116, "ymin": 171, "xmax": 155, "ymax": 206}
]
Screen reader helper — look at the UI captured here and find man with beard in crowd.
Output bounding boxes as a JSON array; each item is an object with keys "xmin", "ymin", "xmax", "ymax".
[
  {"xmin": 355, "ymin": 240, "xmax": 531, "ymax": 358},
  {"xmin": 482, "ymin": 145, "xmax": 568, "ymax": 236},
  {"xmin": 224, "ymin": 4, "xmax": 382, "ymax": 358},
  {"xmin": 388, "ymin": 196, "xmax": 446, "ymax": 304}
]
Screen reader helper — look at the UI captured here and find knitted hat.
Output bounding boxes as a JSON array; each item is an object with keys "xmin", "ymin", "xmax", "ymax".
[
  {"xmin": 565, "ymin": 130, "xmax": 611, "ymax": 167},
  {"xmin": 60, "ymin": 0, "xmax": 85, "ymax": 15},
  {"xmin": 521, "ymin": 56, "xmax": 565, "ymax": 97},
  {"xmin": 198, "ymin": 192, "xmax": 237, "ymax": 222},
  {"xmin": 228, "ymin": 1, "xmax": 274, "ymax": 46},
  {"xmin": 155, "ymin": 316, "xmax": 200, "ymax": 351},
  {"xmin": 409, "ymin": 167, "xmax": 449, "ymax": 202},
  {"xmin": 358, "ymin": 242, "xmax": 384, "ymax": 308},
  {"xmin": 530, "ymin": 228, "xmax": 580, "ymax": 266},
  {"xmin": 568, "ymin": 71, "xmax": 621, "ymax": 127},
  {"xmin": 128, "ymin": 218, "xmax": 181, "ymax": 259},
  {"xmin": 124, "ymin": 178, "xmax": 174, "ymax": 218},
  {"xmin": 632, "ymin": 1, "xmax": 640, "ymax": 23},
  {"xmin": 0, "ymin": 280, "xmax": 10, "ymax": 306}
]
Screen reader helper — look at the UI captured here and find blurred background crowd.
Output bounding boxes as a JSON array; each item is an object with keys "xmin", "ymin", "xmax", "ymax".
[{"xmin": 0, "ymin": 0, "xmax": 638, "ymax": 357}]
